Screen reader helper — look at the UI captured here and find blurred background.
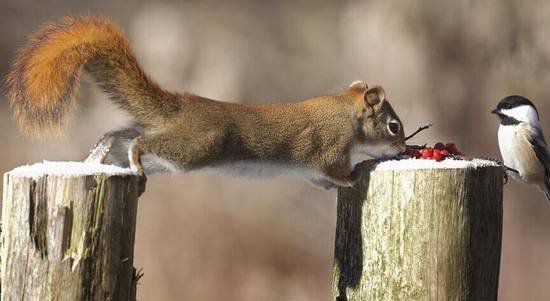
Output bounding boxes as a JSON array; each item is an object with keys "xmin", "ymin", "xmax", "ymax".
[{"xmin": 2, "ymin": 0, "xmax": 550, "ymax": 300}]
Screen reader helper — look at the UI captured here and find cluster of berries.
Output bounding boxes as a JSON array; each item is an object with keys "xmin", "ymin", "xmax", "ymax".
[{"xmin": 403, "ymin": 142, "xmax": 463, "ymax": 161}]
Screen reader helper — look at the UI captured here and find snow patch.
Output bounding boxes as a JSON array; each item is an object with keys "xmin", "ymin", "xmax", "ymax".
[
  {"xmin": 374, "ymin": 158, "xmax": 500, "ymax": 171},
  {"xmin": 8, "ymin": 161, "xmax": 134, "ymax": 179}
]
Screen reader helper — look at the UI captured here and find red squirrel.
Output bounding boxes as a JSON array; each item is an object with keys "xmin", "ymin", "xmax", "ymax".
[{"xmin": 6, "ymin": 16, "xmax": 406, "ymax": 189}]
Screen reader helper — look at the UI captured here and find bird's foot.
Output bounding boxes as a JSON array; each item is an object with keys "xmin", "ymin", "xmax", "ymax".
[{"xmin": 479, "ymin": 156, "xmax": 519, "ymax": 185}]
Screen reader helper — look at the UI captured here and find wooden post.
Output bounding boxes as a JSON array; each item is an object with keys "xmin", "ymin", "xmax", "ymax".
[
  {"xmin": 331, "ymin": 160, "xmax": 504, "ymax": 301},
  {"xmin": 1, "ymin": 162, "xmax": 143, "ymax": 301}
]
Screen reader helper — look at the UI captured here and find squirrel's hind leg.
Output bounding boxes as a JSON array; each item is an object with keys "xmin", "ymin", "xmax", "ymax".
[{"xmin": 128, "ymin": 133, "xmax": 186, "ymax": 175}]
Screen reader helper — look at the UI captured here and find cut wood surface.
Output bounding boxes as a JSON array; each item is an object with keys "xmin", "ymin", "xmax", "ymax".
[
  {"xmin": 1, "ymin": 162, "xmax": 143, "ymax": 301},
  {"xmin": 331, "ymin": 159, "xmax": 504, "ymax": 301}
]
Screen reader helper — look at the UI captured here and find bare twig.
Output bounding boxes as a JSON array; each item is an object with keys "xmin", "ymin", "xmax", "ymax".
[{"xmin": 405, "ymin": 123, "xmax": 433, "ymax": 141}]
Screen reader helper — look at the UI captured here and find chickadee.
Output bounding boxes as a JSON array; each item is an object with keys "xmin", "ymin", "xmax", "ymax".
[{"xmin": 492, "ymin": 95, "xmax": 550, "ymax": 201}]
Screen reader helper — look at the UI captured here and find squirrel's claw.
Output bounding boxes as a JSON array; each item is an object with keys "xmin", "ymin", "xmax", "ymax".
[{"xmin": 84, "ymin": 133, "xmax": 114, "ymax": 164}]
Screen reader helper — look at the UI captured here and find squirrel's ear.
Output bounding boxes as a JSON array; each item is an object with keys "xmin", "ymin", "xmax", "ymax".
[
  {"xmin": 348, "ymin": 80, "xmax": 368, "ymax": 90},
  {"xmin": 365, "ymin": 86, "xmax": 385, "ymax": 105}
]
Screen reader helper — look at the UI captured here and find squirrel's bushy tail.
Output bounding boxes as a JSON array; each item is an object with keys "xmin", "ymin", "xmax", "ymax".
[{"xmin": 6, "ymin": 15, "xmax": 181, "ymax": 137}]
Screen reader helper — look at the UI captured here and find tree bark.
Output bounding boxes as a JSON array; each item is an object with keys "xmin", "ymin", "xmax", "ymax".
[
  {"xmin": 1, "ymin": 163, "xmax": 142, "ymax": 301},
  {"xmin": 331, "ymin": 162, "xmax": 503, "ymax": 301}
]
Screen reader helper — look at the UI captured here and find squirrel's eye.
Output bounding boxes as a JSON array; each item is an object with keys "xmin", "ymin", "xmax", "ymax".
[{"xmin": 387, "ymin": 120, "xmax": 400, "ymax": 136}]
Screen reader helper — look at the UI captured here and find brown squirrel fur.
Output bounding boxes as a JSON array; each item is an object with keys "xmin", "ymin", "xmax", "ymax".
[{"xmin": 6, "ymin": 16, "xmax": 406, "ymax": 188}]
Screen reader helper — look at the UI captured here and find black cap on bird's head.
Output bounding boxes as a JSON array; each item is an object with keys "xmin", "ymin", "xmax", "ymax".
[{"xmin": 492, "ymin": 95, "xmax": 538, "ymax": 114}]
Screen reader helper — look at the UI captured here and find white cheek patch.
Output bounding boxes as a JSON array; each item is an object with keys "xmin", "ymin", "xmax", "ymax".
[{"xmin": 501, "ymin": 105, "xmax": 540, "ymax": 125}]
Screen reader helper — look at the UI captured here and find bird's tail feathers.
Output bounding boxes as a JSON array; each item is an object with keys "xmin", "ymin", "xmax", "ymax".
[{"xmin": 544, "ymin": 171, "xmax": 550, "ymax": 202}]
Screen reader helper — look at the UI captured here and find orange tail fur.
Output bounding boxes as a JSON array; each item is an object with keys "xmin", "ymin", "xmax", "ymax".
[{"xmin": 6, "ymin": 15, "xmax": 180, "ymax": 137}]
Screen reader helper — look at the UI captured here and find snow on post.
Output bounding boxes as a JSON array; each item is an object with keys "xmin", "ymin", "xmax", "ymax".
[
  {"xmin": 331, "ymin": 158, "xmax": 504, "ymax": 301},
  {"xmin": 1, "ymin": 161, "xmax": 143, "ymax": 301}
]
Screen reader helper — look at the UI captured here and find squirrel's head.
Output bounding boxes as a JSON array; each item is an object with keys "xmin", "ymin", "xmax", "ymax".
[{"xmin": 348, "ymin": 81, "xmax": 406, "ymax": 159}]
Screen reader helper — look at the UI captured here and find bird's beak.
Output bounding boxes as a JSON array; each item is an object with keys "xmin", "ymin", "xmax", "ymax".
[{"xmin": 491, "ymin": 109, "xmax": 499, "ymax": 115}]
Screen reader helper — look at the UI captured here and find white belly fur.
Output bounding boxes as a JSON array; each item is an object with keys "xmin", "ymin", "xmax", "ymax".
[
  {"xmin": 498, "ymin": 125, "xmax": 520, "ymax": 170},
  {"xmin": 208, "ymin": 161, "xmax": 326, "ymax": 182},
  {"xmin": 498, "ymin": 124, "xmax": 546, "ymax": 187},
  {"xmin": 142, "ymin": 155, "xmax": 330, "ymax": 183},
  {"xmin": 142, "ymin": 154, "xmax": 180, "ymax": 174}
]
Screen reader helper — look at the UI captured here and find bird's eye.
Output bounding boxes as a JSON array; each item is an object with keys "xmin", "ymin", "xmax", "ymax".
[{"xmin": 387, "ymin": 120, "xmax": 400, "ymax": 136}]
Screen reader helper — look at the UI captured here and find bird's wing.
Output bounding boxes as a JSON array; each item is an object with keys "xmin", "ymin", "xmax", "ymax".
[{"xmin": 528, "ymin": 128, "xmax": 550, "ymax": 201}]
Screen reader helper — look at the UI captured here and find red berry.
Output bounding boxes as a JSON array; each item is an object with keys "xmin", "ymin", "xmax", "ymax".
[
  {"xmin": 434, "ymin": 142, "xmax": 445, "ymax": 150},
  {"xmin": 405, "ymin": 149, "xmax": 421, "ymax": 158},
  {"xmin": 440, "ymin": 149, "xmax": 450, "ymax": 156},
  {"xmin": 445, "ymin": 142, "xmax": 460, "ymax": 155},
  {"xmin": 404, "ymin": 146, "xmax": 423, "ymax": 158},
  {"xmin": 433, "ymin": 149, "xmax": 442, "ymax": 161},
  {"xmin": 421, "ymin": 148, "xmax": 433, "ymax": 158}
]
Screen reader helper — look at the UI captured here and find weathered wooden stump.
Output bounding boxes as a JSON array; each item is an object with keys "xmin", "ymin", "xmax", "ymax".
[
  {"xmin": 331, "ymin": 159, "xmax": 504, "ymax": 301},
  {"xmin": 1, "ymin": 161, "xmax": 143, "ymax": 301}
]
